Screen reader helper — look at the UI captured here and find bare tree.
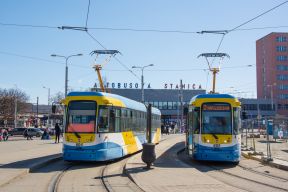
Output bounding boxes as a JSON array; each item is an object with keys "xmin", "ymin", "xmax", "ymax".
[
  {"xmin": 50, "ymin": 91, "xmax": 64, "ymax": 104},
  {"xmin": 0, "ymin": 88, "xmax": 30, "ymax": 126}
]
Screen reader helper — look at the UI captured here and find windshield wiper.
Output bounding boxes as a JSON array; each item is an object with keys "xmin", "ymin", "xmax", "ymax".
[
  {"xmin": 211, "ymin": 133, "xmax": 218, "ymax": 140},
  {"xmin": 74, "ymin": 132, "xmax": 81, "ymax": 139}
]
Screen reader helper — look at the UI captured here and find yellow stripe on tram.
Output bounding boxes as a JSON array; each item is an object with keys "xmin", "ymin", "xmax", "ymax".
[{"xmin": 122, "ymin": 131, "xmax": 138, "ymax": 154}]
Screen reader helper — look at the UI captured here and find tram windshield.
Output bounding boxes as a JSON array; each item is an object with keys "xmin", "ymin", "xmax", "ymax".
[
  {"xmin": 66, "ymin": 101, "xmax": 96, "ymax": 133},
  {"xmin": 202, "ymin": 103, "xmax": 232, "ymax": 135}
]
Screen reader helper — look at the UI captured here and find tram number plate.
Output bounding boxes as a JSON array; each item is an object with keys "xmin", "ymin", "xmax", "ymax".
[
  {"xmin": 76, "ymin": 143, "xmax": 83, "ymax": 147},
  {"xmin": 213, "ymin": 144, "xmax": 220, "ymax": 148}
]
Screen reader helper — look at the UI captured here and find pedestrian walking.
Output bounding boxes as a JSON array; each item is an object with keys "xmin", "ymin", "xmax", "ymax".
[
  {"xmin": 24, "ymin": 128, "xmax": 33, "ymax": 140},
  {"xmin": 2, "ymin": 128, "xmax": 9, "ymax": 141},
  {"xmin": 55, "ymin": 123, "xmax": 61, "ymax": 143}
]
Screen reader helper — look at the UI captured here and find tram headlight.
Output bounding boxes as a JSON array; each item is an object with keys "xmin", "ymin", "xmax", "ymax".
[
  {"xmin": 224, "ymin": 140, "xmax": 227, "ymax": 143},
  {"xmin": 206, "ymin": 139, "xmax": 210, "ymax": 143}
]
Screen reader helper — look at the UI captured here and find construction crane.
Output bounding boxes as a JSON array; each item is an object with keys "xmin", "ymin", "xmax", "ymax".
[
  {"xmin": 90, "ymin": 50, "xmax": 121, "ymax": 92},
  {"xmin": 198, "ymin": 53, "xmax": 230, "ymax": 94}
]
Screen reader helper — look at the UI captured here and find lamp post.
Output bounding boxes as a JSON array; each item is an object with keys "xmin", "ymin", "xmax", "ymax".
[
  {"xmin": 43, "ymin": 86, "xmax": 50, "ymax": 105},
  {"xmin": 51, "ymin": 53, "xmax": 83, "ymax": 97},
  {"xmin": 132, "ymin": 64, "xmax": 154, "ymax": 103},
  {"xmin": 43, "ymin": 86, "xmax": 50, "ymax": 127}
]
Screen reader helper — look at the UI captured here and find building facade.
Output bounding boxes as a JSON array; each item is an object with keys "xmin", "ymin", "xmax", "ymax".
[{"xmin": 256, "ymin": 32, "xmax": 288, "ymax": 115}]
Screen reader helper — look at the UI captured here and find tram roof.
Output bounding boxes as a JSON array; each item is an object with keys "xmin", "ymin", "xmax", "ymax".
[
  {"xmin": 189, "ymin": 93, "xmax": 240, "ymax": 106},
  {"xmin": 66, "ymin": 92, "xmax": 161, "ymax": 115}
]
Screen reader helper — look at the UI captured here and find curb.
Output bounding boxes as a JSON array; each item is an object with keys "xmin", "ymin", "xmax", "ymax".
[
  {"xmin": 241, "ymin": 152, "xmax": 288, "ymax": 171},
  {"xmin": 0, "ymin": 154, "xmax": 62, "ymax": 188}
]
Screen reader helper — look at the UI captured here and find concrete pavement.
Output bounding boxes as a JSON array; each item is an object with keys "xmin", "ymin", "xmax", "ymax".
[
  {"xmin": 241, "ymin": 135, "xmax": 288, "ymax": 171},
  {"xmin": 125, "ymin": 134, "xmax": 244, "ymax": 192},
  {"xmin": 0, "ymin": 138, "xmax": 62, "ymax": 187}
]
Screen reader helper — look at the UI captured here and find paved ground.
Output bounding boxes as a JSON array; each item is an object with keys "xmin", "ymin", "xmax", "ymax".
[
  {"xmin": 126, "ymin": 135, "xmax": 243, "ymax": 192},
  {"xmin": 0, "ymin": 137, "xmax": 62, "ymax": 187},
  {"xmin": 126, "ymin": 134, "xmax": 288, "ymax": 192},
  {"xmin": 243, "ymin": 134, "xmax": 288, "ymax": 161}
]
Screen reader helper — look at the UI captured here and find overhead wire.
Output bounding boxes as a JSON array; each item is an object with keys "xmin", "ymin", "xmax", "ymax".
[
  {"xmin": 85, "ymin": 0, "xmax": 91, "ymax": 28},
  {"xmin": 228, "ymin": 0, "xmax": 288, "ymax": 32},
  {"xmin": 82, "ymin": 0, "xmax": 140, "ymax": 80}
]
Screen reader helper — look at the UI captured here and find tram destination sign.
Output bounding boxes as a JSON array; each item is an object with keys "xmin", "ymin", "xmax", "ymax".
[{"xmin": 202, "ymin": 104, "xmax": 230, "ymax": 111}]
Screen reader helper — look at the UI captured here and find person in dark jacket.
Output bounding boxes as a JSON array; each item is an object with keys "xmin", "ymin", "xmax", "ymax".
[{"xmin": 55, "ymin": 123, "xmax": 61, "ymax": 143}]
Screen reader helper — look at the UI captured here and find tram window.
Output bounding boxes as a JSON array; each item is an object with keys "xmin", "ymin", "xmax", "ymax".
[
  {"xmin": 202, "ymin": 115, "xmax": 231, "ymax": 134},
  {"xmin": 98, "ymin": 107, "xmax": 109, "ymax": 132},
  {"xmin": 233, "ymin": 108, "xmax": 241, "ymax": 134},
  {"xmin": 67, "ymin": 101, "xmax": 96, "ymax": 133},
  {"xmin": 109, "ymin": 108, "xmax": 115, "ymax": 132},
  {"xmin": 192, "ymin": 107, "xmax": 200, "ymax": 134},
  {"xmin": 115, "ymin": 109, "xmax": 121, "ymax": 132}
]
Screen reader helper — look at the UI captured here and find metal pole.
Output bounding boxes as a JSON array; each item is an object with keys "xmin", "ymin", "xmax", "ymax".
[
  {"xmin": 141, "ymin": 68, "xmax": 144, "ymax": 103},
  {"xmin": 271, "ymin": 86, "xmax": 273, "ymax": 111},
  {"xmin": 180, "ymin": 79, "xmax": 184, "ymax": 133},
  {"xmin": 212, "ymin": 69, "xmax": 216, "ymax": 93},
  {"xmin": 245, "ymin": 120, "xmax": 248, "ymax": 148},
  {"xmin": 48, "ymin": 88, "xmax": 50, "ymax": 105},
  {"xmin": 65, "ymin": 58, "xmax": 68, "ymax": 98},
  {"xmin": 36, "ymin": 97, "xmax": 39, "ymax": 127},
  {"xmin": 147, "ymin": 104, "xmax": 152, "ymax": 143},
  {"xmin": 14, "ymin": 98, "xmax": 17, "ymax": 128}
]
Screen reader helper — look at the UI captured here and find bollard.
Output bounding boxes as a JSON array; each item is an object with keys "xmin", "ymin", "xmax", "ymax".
[
  {"xmin": 141, "ymin": 143, "xmax": 156, "ymax": 169},
  {"xmin": 141, "ymin": 104, "xmax": 156, "ymax": 169}
]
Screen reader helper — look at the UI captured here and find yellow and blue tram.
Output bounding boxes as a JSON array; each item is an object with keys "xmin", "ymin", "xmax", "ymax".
[
  {"xmin": 186, "ymin": 94, "xmax": 241, "ymax": 163},
  {"xmin": 62, "ymin": 92, "xmax": 161, "ymax": 161}
]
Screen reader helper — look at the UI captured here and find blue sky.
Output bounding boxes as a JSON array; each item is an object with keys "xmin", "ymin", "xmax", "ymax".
[{"xmin": 1, "ymin": 0, "xmax": 288, "ymax": 104}]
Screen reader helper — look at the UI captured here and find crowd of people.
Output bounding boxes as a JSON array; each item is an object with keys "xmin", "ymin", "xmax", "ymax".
[{"xmin": 161, "ymin": 122, "xmax": 178, "ymax": 135}]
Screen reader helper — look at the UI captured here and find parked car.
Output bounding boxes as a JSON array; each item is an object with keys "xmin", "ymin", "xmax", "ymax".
[
  {"xmin": 9, "ymin": 127, "xmax": 26, "ymax": 136},
  {"xmin": 23, "ymin": 128, "xmax": 44, "ymax": 137}
]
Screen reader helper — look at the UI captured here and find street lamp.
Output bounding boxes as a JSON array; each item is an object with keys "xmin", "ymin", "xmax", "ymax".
[
  {"xmin": 132, "ymin": 64, "xmax": 154, "ymax": 103},
  {"xmin": 42, "ymin": 86, "xmax": 50, "ymax": 105},
  {"xmin": 51, "ymin": 53, "xmax": 83, "ymax": 97}
]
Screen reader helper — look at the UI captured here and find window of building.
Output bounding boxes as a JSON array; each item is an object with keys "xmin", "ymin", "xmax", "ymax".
[
  {"xmin": 276, "ymin": 46, "xmax": 287, "ymax": 52},
  {"xmin": 277, "ymin": 65, "xmax": 288, "ymax": 71},
  {"xmin": 276, "ymin": 55, "xmax": 288, "ymax": 61},
  {"xmin": 172, "ymin": 102, "xmax": 178, "ymax": 109},
  {"xmin": 153, "ymin": 101, "xmax": 159, "ymax": 108},
  {"xmin": 243, "ymin": 104, "xmax": 257, "ymax": 111},
  {"xmin": 162, "ymin": 102, "xmax": 168, "ymax": 110},
  {"xmin": 279, "ymin": 94, "xmax": 288, "ymax": 99},
  {"xmin": 259, "ymin": 104, "xmax": 272, "ymax": 111},
  {"xmin": 278, "ymin": 84, "xmax": 288, "ymax": 90},
  {"xmin": 277, "ymin": 74, "xmax": 288, "ymax": 80},
  {"xmin": 158, "ymin": 102, "xmax": 163, "ymax": 109},
  {"xmin": 276, "ymin": 36, "xmax": 287, "ymax": 42},
  {"xmin": 168, "ymin": 102, "xmax": 173, "ymax": 110}
]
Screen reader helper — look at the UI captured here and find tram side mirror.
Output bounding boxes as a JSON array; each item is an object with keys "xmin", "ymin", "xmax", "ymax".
[
  {"xmin": 183, "ymin": 107, "xmax": 189, "ymax": 116},
  {"xmin": 241, "ymin": 111, "xmax": 247, "ymax": 120},
  {"xmin": 52, "ymin": 105, "xmax": 56, "ymax": 114}
]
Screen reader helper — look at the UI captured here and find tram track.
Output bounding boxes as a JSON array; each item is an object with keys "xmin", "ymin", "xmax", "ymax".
[
  {"xmin": 210, "ymin": 165, "xmax": 288, "ymax": 192},
  {"xmin": 48, "ymin": 164, "xmax": 73, "ymax": 192},
  {"xmin": 177, "ymin": 149, "xmax": 288, "ymax": 192},
  {"xmin": 237, "ymin": 164, "xmax": 288, "ymax": 182},
  {"xmin": 46, "ymin": 156, "xmax": 144, "ymax": 192}
]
